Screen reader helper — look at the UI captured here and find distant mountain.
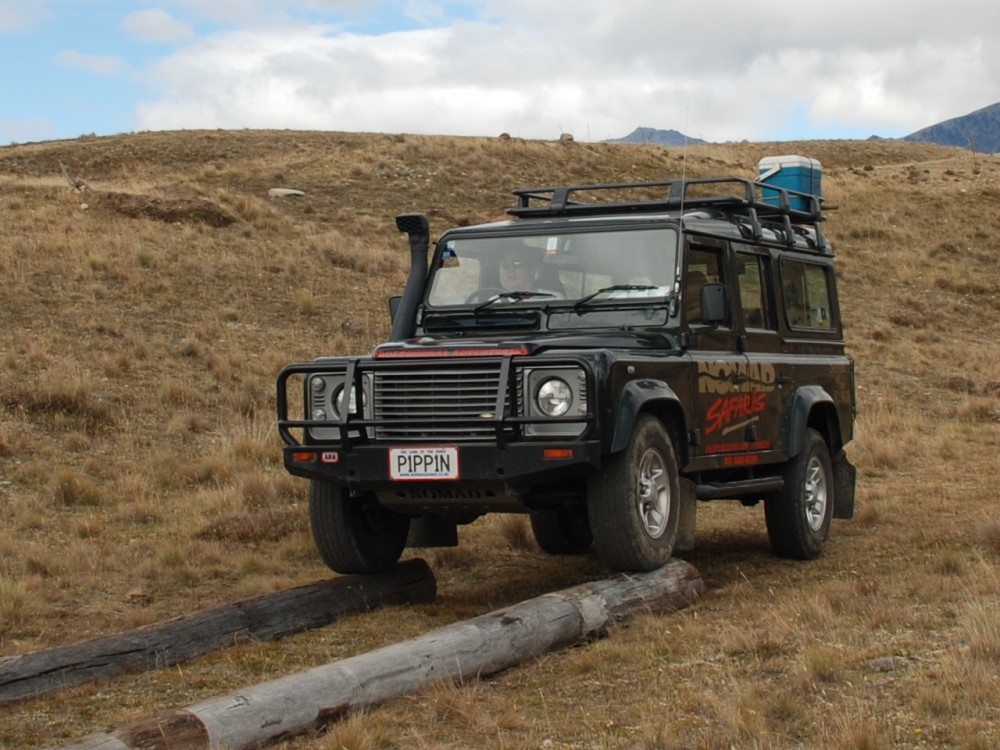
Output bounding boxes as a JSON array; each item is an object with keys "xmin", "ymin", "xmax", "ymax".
[
  {"xmin": 611, "ymin": 103, "xmax": 1000, "ymax": 153},
  {"xmin": 605, "ymin": 127, "xmax": 707, "ymax": 147},
  {"xmin": 903, "ymin": 102, "xmax": 1000, "ymax": 153}
]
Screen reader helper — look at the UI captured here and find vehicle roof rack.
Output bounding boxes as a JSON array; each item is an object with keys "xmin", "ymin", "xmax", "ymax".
[{"xmin": 508, "ymin": 176, "xmax": 831, "ymax": 253}]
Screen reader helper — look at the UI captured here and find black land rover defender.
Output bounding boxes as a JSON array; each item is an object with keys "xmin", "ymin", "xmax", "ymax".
[{"xmin": 277, "ymin": 171, "xmax": 856, "ymax": 574}]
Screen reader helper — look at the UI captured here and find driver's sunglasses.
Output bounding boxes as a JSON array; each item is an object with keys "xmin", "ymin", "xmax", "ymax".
[{"xmin": 500, "ymin": 260, "xmax": 528, "ymax": 271}]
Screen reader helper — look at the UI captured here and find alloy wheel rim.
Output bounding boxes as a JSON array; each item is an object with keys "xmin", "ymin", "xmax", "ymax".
[
  {"xmin": 637, "ymin": 447, "xmax": 670, "ymax": 539},
  {"xmin": 804, "ymin": 456, "xmax": 828, "ymax": 531}
]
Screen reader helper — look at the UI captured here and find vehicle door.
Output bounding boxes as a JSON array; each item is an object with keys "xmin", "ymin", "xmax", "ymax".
[
  {"xmin": 682, "ymin": 241, "xmax": 750, "ymax": 463},
  {"xmin": 732, "ymin": 247, "xmax": 784, "ymax": 460}
]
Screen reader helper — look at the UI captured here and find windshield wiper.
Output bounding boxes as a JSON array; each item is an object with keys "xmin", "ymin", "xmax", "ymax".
[
  {"xmin": 573, "ymin": 285, "xmax": 659, "ymax": 309},
  {"xmin": 473, "ymin": 290, "xmax": 556, "ymax": 312}
]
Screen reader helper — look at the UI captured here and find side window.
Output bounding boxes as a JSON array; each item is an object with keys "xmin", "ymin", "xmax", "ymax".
[
  {"xmin": 736, "ymin": 253, "xmax": 771, "ymax": 330},
  {"xmin": 683, "ymin": 246, "xmax": 723, "ymax": 325},
  {"xmin": 781, "ymin": 259, "xmax": 833, "ymax": 330}
]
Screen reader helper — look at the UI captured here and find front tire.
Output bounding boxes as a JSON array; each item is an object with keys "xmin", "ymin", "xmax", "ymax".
[
  {"xmin": 309, "ymin": 480, "xmax": 410, "ymax": 574},
  {"xmin": 588, "ymin": 415, "xmax": 680, "ymax": 572},
  {"xmin": 530, "ymin": 505, "xmax": 593, "ymax": 555},
  {"xmin": 765, "ymin": 428, "xmax": 833, "ymax": 559}
]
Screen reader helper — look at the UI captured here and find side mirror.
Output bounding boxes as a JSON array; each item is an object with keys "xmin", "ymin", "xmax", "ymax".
[
  {"xmin": 388, "ymin": 295, "xmax": 402, "ymax": 322},
  {"xmin": 700, "ymin": 283, "xmax": 727, "ymax": 325}
]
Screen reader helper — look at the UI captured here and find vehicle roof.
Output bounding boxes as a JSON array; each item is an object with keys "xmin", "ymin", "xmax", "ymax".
[{"xmin": 442, "ymin": 174, "xmax": 833, "ymax": 256}]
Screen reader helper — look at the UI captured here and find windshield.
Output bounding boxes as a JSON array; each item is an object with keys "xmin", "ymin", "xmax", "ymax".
[{"xmin": 426, "ymin": 227, "xmax": 677, "ymax": 308}]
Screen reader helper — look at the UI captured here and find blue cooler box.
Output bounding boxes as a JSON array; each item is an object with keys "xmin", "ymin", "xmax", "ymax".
[{"xmin": 758, "ymin": 155, "xmax": 821, "ymax": 211}]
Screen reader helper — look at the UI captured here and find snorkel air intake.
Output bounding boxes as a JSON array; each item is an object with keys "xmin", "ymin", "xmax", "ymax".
[{"xmin": 389, "ymin": 213, "xmax": 430, "ymax": 342}]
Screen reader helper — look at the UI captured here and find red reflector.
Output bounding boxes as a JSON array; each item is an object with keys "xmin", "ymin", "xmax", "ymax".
[
  {"xmin": 542, "ymin": 448, "xmax": 574, "ymax": 460},
  {"xmin": 292, "ymin": 451, "xmax": 317, "ymax": 462}
]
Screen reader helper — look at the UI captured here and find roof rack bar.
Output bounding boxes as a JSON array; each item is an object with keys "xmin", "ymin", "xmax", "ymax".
[
  {"xmin": 550, "ymin": 187, "xmax": 571, "ymax": 211},
  {"xmin": 747, "ymin": 207, "xmax": 763, "ymax": 242},
  {"xmin": 508, "ymin": 175, "xmax": 823, "ymax": 224},
  {"xmin": 508, "ymin": 175, "xmax": 833, "ymax": 254}
]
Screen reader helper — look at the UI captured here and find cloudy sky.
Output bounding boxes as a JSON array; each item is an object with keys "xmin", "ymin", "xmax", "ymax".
[{"xmin": 2, "ymin": 1, "xmax": 998, "ymax": 145}]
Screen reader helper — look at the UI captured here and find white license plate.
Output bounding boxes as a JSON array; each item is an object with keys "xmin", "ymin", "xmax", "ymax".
[{"xmin": 389, "ymin": 446, "xmax": 460, "ymax": 481}]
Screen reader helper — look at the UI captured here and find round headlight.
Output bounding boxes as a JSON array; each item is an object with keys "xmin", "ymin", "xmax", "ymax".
[
  {"xmin": 537, "ymin": 378, "xmax": 572, "ymax": 417},
  {"xmin": 311, "ymin": 408, "xmax": 327, "ymax": 420},
  {"xmin": 333, "ymin": 385, "xmax": 360, "ymax": 419}
]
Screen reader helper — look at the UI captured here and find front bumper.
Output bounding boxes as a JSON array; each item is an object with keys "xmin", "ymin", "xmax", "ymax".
[
  {"xmin": 284, "ymin": 441, "xmax": 601, "ymax": 495},
  {"xmin": 278, "ymin": 353, "xmax": 602, "ymax": 509}
]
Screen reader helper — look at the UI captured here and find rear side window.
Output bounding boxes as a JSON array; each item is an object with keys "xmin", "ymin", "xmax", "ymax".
[
  {"xmin": 736, "ymin": 253, "xmax": 771, "ymax": 329},
  {"xmin": 781, "ymin": 259, "xmax": 834, "ymax": 330}
]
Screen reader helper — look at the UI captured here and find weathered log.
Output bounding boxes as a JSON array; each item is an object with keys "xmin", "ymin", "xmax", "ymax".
[
  {"xmin": 55, "ymin": 558, "xmax": 703, "ymax": 750},
  {"xmin": 2, "ymin": 558, "xmax": 435, "ymax": 706}
]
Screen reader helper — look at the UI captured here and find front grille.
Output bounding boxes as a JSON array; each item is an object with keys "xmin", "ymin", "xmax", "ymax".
[{"xmin": 372, "ymin": 363, "xmax": 514, "ymax": 442}]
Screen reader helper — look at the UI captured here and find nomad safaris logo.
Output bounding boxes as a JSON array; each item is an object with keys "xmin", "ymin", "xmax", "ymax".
[
  {"xmin": 698, "ymin": 361, "xmax": 776, "ymax": 437},
  {"xmin": 698, "ymin": 361, "xmax": 777, "ymax": 395}
]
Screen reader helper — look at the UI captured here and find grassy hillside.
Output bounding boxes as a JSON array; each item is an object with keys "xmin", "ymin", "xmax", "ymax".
[{"xmin": 1, "ymin": 130, "xmax": 999, "ymax": 749}]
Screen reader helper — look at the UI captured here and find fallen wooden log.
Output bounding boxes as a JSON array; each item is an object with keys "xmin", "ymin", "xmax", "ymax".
[
  {"xmin": 1, "ymin": 558, "xmax": 435, "ymax": 706},
  {"xmin": 55, "ymin": 558, "xmax": 703, "ymax": 750}
]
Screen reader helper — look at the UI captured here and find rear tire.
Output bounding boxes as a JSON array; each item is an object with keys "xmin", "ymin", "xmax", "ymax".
[
  {"xmin": 765, "ymin": 428, "xmax": 833, "ymax": 559},
  {"xmin": 309, "ymin": 480, "xmax": 410, "ymax": 574},
  {"xmin": 530, "ymin": 506, "xmax": 592, "ymax": 554},
  {"xmin": 588, "ymin": 415, "xmax": 679, "ymax": 572}
]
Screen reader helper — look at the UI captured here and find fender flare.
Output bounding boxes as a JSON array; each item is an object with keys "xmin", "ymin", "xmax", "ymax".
[
  {"xmin": 782, "ymin": 385, "xmax": 841, "ymax": 458},
  {"xmin": 610, "ymin": 379, "xmax": 684, "ymax": 454}
]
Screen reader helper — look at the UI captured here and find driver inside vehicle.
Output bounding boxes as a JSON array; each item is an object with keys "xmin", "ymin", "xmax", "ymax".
[
  {"xmin": 499, "ymin": 245, "xmax": 564, "ymax": 297},
  {"xmin": 500, "ymin": 246, "xmax": 543, "ymax": 291}
]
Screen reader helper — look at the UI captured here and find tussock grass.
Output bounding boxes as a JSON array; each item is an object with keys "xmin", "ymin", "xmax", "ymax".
[
  {"xmin": 0, "ymin": 576, "xmax": 32, "ymax": 627},
  {"xmin": 196, "ymin": 507, "xmax": 304, "ymax": 543},
  {"xmin": 960, "ymin": 600, "xmax": 1000, "ymax": 662},
  {"xmin": 428, "ymin": 544, "xmax": 479, "ymax": 571},
  {"xmin": 498, "ymin": 515, "xmax": 533, "ymax": 551},
  {"xmin": 51, "ymin": 467, "xmax": 103, "ymax": 507},
  {"xmin": 957, "ymin": 396, "xmax": 1000, "ymax": 423},
  {"xmin": 2, "ymin": 374, "xmax": 114, "ymax": 432},
  {"xmin": 310, "ymin": 713, "xmax": 395, "ymax": 750},
  {"xmin": 976, "ymin": 519, "xmax": 1000, "ymax": 554},
  {"xmin": 802, "ymin": 644, "xmax": 843, "ymax": 683}
]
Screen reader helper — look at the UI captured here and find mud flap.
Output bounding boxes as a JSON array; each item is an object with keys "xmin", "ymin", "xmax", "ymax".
[
  {"xmin": 832, "ymin": 450, "xmax": 856, "ymax": 519},
  {"xmin": 675, "ymin": 478, "xmax": 698, "ymax": 551}
]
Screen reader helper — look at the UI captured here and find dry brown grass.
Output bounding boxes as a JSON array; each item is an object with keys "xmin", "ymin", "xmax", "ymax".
[{"xmin": 1, "ymin": 130, "xmax": 999, "ymax": 748}]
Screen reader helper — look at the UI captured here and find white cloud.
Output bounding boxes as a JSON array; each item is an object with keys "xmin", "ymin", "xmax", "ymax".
[
  {"xmin": 55, "ymin": 50, "xmax": 127, "ymax": 76},
  {"xmin": 122, "ymin": 9, "xmax": 194, "ymax": 44},
  {"xmin": 0, "ymin": 8, "xmax": 24, "ymax": 31},
  {"xmin": 130, "ymin": 1, "xmax": 1000, "ymax": 141},
  {"xmin": 0, "ymin": 2, "xmax": 47, "ymax": 32}
]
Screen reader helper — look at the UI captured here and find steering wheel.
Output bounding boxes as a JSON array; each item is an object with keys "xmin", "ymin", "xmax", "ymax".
[{"xmin": 465, "ymin": 287, "xmax": 508, "ymax": 304}]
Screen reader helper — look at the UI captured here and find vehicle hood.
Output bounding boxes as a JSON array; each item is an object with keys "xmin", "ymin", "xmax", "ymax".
[{"xmin": 371, "ymin": 329, "xmax": 678, "ymax": 359}]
